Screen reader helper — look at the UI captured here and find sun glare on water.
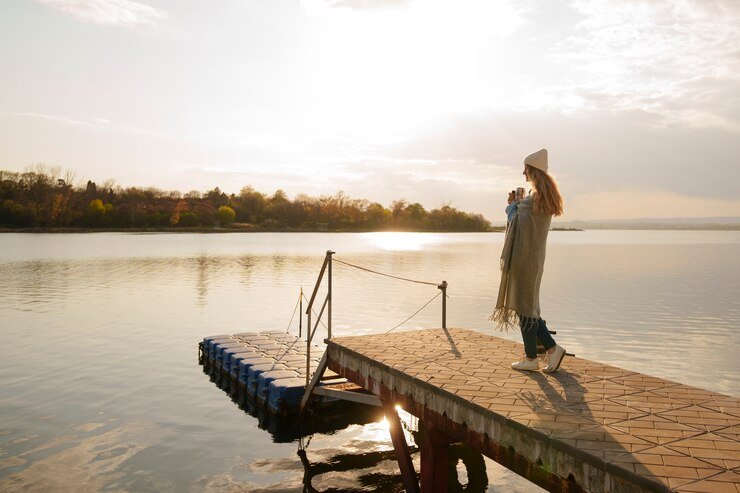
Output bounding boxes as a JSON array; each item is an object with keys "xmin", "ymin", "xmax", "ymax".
[
  {"xmin": 363, "ymin": 232, "xmax": 442, "ymax": 251},
  {"xmin": 356, "ymin": 406, "xmax": 417, "ymax": 445}
]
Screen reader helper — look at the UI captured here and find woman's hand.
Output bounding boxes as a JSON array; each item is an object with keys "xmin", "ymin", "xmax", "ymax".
[{"xmin": 507, "ymin": 190, "xmax": 516, "ymax": 205}]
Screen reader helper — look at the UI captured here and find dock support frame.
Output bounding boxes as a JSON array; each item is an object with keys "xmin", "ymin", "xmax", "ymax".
[
  {"xmin": 384, "ymin": 401, "xmax": 420, "ymax": 493},
  {"xmin": 300, "ymin": 352, "xmax": 328, "ymax": 412},
  {"xmin": 419, "ymin": 421, "xmax": 453, "ymax": 493},
  {"xmin": 328, "ymin": 353, "xmax": 589, "ymax": 493}
]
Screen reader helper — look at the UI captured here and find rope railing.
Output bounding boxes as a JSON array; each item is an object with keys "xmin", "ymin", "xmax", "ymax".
[
  {"xmin": 301, "ymin": 252, "xmax": 449, "ymax": 339},
  {"xmin": 299, "ymin": 249, "xmax": 449, "ymax": 387},
  {"xmin": 333, "ymin": 255, "xmax": 448, "ymax": 331},
  {"xmin": 290, "ymin": 287, "xmax": 446, "ymax": 337},
  {"xmin": 385, "ymin": 290, "xmax": 444, "ymax": 334},
  {"xmin": 333, "ymin": 258, "xmax": 439, "ymax": 287}
]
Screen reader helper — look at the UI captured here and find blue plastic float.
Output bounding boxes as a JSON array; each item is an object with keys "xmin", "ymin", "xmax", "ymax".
[
  {"xmin": 256, "ymin": 369, "xmax": 300, "ymax": 403},
  {"xmin": 200, "ymin": 330, "xmax": 349, "ymax": 416}
]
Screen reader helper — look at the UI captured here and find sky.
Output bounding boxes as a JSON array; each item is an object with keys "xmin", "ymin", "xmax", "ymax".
[{"xmin": 1, "ymin": 0, "xmax": 739, "ymax": 222}]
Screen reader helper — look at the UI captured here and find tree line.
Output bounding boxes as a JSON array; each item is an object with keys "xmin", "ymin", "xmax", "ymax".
[{"xmin": 0, "ymin": 165, "xmax": 492, "ymax": 232}]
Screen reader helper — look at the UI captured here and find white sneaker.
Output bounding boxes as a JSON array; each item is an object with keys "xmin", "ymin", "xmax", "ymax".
[
  {"xmin": 543, "ymin": 345, "xmax": 566, "ymax": 374},
  {"xmin": 511, "ymin": 357, "xmax": 539, "ymax": 371}
]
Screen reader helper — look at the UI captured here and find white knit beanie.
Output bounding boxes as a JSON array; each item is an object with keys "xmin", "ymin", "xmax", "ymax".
[{"xmin": 523, "ymin": 148, "xmax": 548, "ymax": 173}]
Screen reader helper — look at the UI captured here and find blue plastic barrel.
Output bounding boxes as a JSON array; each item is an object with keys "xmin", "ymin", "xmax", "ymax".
[
  {"xmin": 267, "ymin": 377, "xmax": 306, "ymax": 415},
  {"xmin": 203, "ymin": 336, "xmax": 233, "ymax": 358},
  {"xmin": 203, "ymin": 335, "xmax": 232, "ymax": 347},
  {"xmin": 256, "ymin": 369, "xmax": 299, "ymax": 404},
  {"xmin": 214, "ymin": 342, "xmax": 247, "ymax": 364},
  {"xmin": 209, "ymin": 340, "xmax": 239, "ymax": 359},
  {"xmin": 246, "ymin": 363, "xmax": 288, "ymax": 395},
  {"xmin": 229, "ymin": 350, "xmax": 262, "ymax": 377},
  {"xmin": 222, "ymin": 346, "xmax": 257, "ymax": 372},
  {"xmin": 237, "ymin": 357, "xmax": 276, "ymax": 384}
]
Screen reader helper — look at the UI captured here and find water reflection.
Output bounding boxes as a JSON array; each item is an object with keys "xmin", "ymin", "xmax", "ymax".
[
  {"xmin": 238, "ymin": 255, "xmax": 255, "ymax": 288},
  {"xmin": 196, "ymin": 255, "xmax": 210, "ymax": 305},
  {"xmin": 298, "ymin": 438, "xmax": 489, "ymax": 493},
  {"xmin": 201, "ymin": 359, "xmax": 381, "ymax": 443},
  {"xmin": 297, "ymin": 445, "xmax": 406, "ymax": 493}
]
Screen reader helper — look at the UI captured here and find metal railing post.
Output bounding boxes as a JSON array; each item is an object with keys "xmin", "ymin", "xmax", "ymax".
[
  {"xmin": 327, "ymin": 250, "xmax": 334, "ymax": 340},
  {"xmin": 305, "ymin": 250, "xmax": 334, "ymax": 387},
  {"xmin": 299, "ymin": 287, "xmax": 303, "ymax": 338},
  {"xmin": 438, "ymin": 281, "xmax": 447, "ymax": 329},
  {"xmin": 306, "ymin": 304, "xmax": 311, "ymax": 387}
]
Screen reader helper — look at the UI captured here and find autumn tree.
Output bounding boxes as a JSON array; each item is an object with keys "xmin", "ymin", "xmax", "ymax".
[{"xmin": 0, "ymin": 167, "xmax": 492, "ymax": 231}]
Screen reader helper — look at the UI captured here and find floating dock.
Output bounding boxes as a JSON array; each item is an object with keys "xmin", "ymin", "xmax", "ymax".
[
  {"xmin": 198, "ymin": 330, "xmax": 368, "ymax": 417},
  {"xmin": 320, "ymin": 328, "xmax": 740, "ymax": 493}
]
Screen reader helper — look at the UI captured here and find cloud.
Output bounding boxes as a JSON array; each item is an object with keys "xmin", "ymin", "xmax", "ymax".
[
  {"xmin": 548, "ymin": 0, "xmax": 740, "ymax": 130},
  {"xmin": 1, "ymin": 112, "xmax": 94, "ymax": 127},
  {"xmin": 36, "ymin": 0, "xmax": 165, "ymax": 27},
  {"xmin": 302, "ymin": 0, "xmax": 410, "ymax": 10}
]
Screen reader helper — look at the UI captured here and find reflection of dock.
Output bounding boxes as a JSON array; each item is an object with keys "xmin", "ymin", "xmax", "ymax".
[{"xmin": 319, "ymin": 328, "xmax": 740, "ymax": 493}]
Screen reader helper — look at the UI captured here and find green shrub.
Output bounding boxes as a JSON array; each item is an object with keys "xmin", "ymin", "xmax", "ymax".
[
  {"xmin": 1, "ymin": 199, "xmax": 31, "ymax": 226},
  {"xmin": 216, "ymin": 205, "xmax": 236, "ymax": 225},
  {"xmin": 177, "ymin": 211, "xmax": 199, "ymax": 227},
  {"xmin": 85, "ymin": 199, "xmax": 114, "ymax": 227}
]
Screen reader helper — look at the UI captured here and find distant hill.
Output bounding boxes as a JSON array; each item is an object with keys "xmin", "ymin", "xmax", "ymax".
[{"xmin": 551, "ymin": 216, "xmax": 740, "ymax": 231}]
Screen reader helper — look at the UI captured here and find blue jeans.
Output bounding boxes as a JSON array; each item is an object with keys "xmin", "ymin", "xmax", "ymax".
[{"xmin": 519, "ymin": 316, "xmax": 557, "ymax": 359}]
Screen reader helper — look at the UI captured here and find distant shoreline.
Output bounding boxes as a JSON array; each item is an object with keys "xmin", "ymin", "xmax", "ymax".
[
  {"xmin": 552, "ymin": 225, "xmax": 740, "ymax": 231},
  {"xmin": 3, "ymin": 225, "xmax": 739, "ymax": 233},
  {"xmin": 0, "ymin": 226, "xmax": 508, "ymax": 234}
]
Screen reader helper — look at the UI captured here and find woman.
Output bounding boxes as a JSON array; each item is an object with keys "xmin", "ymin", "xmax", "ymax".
[{"xmin": 491, "ymin": 148, "xmax": 566, "ymax": 373}]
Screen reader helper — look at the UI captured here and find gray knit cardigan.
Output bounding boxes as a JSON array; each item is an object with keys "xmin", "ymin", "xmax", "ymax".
[{"xmin": 490, "ymin": 195, "xmax": 552, "ymax": 330}]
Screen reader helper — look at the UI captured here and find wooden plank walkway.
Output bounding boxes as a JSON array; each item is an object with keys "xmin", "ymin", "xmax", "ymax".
[{"xmin": 325, "ymin": 328, "xmax": 740, "ymax": 493}]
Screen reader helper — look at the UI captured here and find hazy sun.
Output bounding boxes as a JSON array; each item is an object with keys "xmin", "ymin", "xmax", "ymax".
[{"xmin": 302, "ymin": 0, "xmax": 523, "ymax": 133}]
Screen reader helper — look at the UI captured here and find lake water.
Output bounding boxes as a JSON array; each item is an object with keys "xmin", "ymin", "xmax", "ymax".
[{"xmin": 1, "ymin": 231, "xmax": 738, "ymax": 492}]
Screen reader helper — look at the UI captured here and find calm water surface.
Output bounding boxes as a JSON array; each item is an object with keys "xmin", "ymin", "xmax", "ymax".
[{"xmin": 1, "ymin": 231, "xmax": 738, "ymax": 492}]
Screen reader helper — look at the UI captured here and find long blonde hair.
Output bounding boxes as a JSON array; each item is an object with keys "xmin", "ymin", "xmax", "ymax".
[{"xmin": 527, "ymin": 165, "xmax": 564, "ymax": 217}]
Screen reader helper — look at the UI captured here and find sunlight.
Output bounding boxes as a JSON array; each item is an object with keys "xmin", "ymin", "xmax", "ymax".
[
  {"xmin": 302, "ymin": 0, "xmax": 525, "ymax": 133},
  {"xmin": 354, "ymin": 416, "xmax": 391, "ymax": 444},
  {"xmin": 354, "ymin": 406, "xmax": 419, "ymax": 447},
  {"xmin": 363, "ymin": 232, "xmax": 441, "ymax": 251}
]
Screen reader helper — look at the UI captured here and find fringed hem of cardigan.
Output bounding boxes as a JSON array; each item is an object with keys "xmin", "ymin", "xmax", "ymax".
[{"xmin": 488, "ymin": 306, "xmax": 519, "ymax": 332}]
